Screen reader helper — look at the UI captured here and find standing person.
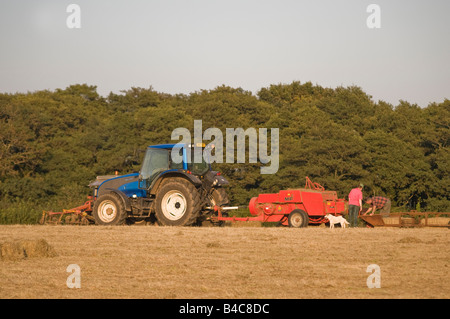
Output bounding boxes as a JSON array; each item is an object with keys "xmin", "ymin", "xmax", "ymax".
[
  {"xmin": 348, "ymin": 183, "xmax": 364, "ymax": 227},
  {"xmin": 364, "ymin": 196, "xmax": 391, "ymax": 216}
]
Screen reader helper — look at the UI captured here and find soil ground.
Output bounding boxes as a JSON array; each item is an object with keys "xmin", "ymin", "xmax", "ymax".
[{"xmin": 0, "ymin": 224, "xmax": 448, "ymax": 299}]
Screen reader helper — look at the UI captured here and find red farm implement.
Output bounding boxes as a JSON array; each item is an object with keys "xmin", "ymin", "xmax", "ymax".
[
  {"xmin": 39, "ymin": 198, "xmax": 95, "ymax": 225},
  {"xmin": 210, "ymin": 177, "xmax": 347, "ymax": 228}
]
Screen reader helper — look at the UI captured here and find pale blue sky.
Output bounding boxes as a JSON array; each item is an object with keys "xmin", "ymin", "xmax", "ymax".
[{"xmin": 0, "ymin": 0, "xmax": 449, "ymax": 107}]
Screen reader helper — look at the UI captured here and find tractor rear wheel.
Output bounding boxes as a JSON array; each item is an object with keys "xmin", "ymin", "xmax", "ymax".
[
  {"xmin": 210, "ymin": 187, "xmax": 229, "ymax": 207},
  {"xmin": 155, "ymin": 179, "xmax": 201, "ymax": 226},
  {"xmin": 93, "ymin": 193, "xmax": 127, "ymax": 225},
  {"xmin": 288, "ymin": 209, "xmax": 309, "ymax": 228}
]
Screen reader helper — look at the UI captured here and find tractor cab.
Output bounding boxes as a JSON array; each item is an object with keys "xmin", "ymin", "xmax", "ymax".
[{"xmin": 138, "ymin": 143, "xmax": 212, "ymax": 190}]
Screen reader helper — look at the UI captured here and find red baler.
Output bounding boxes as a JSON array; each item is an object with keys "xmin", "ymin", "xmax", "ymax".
[{"xmin": 212, "ymin": 177, "xmax": 347, "ymax": 227}]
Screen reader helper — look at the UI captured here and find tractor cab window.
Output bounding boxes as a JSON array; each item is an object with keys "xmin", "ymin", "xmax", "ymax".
[
  {"xmin": 187, "ymin": 147, "xmax": 210, "ymax": 176},
  {"xmin": 168, "ymin": 147, "xmax": 184, "ymax": 170},
  {"xmin": 140, "ymin": 148, "xmax": 169, "ymax": 187},
  {"xmin": 168, "ymin": 146, "xmax": 210, "ymax": 175}
]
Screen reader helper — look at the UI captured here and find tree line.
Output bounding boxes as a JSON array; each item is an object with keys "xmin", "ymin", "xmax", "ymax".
[{"xmin": 0, "ymin": 82, "xmax": 448, "ymax": 223}]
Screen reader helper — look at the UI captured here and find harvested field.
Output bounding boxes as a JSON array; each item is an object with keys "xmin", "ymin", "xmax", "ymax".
[{"xmin": 0, "ymin": 225, "xmax": 448, "ymax": 299}]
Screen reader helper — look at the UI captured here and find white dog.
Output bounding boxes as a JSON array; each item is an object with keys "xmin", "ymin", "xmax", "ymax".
[{"xmin": 325, "ymin": 214, "xmax": 350, "ymax": 229}]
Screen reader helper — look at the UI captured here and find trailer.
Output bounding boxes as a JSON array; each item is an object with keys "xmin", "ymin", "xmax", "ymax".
[{"xmin": 360, "ymin": 212, "xmax": 450, "ymax": 228}]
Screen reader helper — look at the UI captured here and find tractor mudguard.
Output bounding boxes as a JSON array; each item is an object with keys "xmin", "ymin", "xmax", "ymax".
[
  {"xmin": 102, "ymin": 188, "xmax": 132, "ymax": 211},
  {"xmin": 96, "ymin": 173, "xmax": 140, "ymax": 198},
  {"xmin": 215, "ymin": 175, "xmax": 229, "ymax": 186},
  {"xmin": 149, "ymin": 171, "xmax": 202, "ymax": 195},
  {"xmin": 203, "ymin": 170, "xmax": 229, "ymax": 189}
]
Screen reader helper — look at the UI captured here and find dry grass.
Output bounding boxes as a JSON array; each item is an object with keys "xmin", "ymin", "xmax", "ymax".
[{"xmin": 0, "ymin": 224, "xmax": 449, "ymax": 299}]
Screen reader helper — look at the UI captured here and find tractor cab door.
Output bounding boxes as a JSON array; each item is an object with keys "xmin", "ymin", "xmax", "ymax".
[{"xmin": 139, "ymin": 148, "xmax": 170, "ymax": 189}]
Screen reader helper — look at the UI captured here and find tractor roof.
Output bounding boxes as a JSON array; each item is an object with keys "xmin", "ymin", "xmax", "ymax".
[
  {"xmin": 148, "ymin": 143, "xmax": 206, "ymax": 149},
  {"xmin": 148, "ymin": 144, "xmax": 178, "ymax": 149}
]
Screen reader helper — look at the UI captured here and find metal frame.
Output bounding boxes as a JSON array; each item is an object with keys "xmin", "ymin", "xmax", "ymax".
[{"xmin": 360, "ymin": 212, "xmax": 450, "ymax": 228}]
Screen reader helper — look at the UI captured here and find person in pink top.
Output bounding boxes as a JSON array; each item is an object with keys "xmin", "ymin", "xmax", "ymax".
[{"xmin": 348, "ymin": 184, "xmax": 364, "ymax": 227}]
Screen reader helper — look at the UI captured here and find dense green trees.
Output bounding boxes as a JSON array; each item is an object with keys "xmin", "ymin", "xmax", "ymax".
[{"xmin": 0, "ymin": 82, "xmax": 448, "ymax": 223}]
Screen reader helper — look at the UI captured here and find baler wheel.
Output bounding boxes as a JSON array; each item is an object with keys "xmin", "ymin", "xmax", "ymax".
[{"xmin": 288, "ymin": 209, "xmax": 309, "ymax": 228}]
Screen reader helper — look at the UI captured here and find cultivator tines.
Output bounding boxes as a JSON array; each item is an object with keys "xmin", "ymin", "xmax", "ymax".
[{"xmin": 39, "ymin": 198, "xmax": 95, "ymax": 225}]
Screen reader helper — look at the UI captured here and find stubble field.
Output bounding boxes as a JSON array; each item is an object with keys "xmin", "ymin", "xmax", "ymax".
[{"xmin": 0, "ymin": 224, "xmax": 449, "ymax": 299}]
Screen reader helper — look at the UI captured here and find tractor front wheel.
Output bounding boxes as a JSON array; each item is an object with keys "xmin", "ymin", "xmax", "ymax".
[
  {"xmin": 288, "ymin": 209, "xmax": 309, "ymax": 228},
  {"xmin": 93, "ymin": 193, "xmax": 127, "ymax": 225}
]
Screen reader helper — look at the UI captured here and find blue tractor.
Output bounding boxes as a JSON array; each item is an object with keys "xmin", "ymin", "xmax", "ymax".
[{"xmin": 88, "ymin": 143, "xmax": 230, "ymax": 226}]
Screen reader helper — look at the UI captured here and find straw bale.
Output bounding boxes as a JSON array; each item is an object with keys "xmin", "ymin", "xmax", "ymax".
[{"xmin": 0, "ymin": 239, "xmax": 57, "ymax": 261}]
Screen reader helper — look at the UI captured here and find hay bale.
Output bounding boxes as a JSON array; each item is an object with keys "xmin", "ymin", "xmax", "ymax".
[
  {"xmin": 401, "ymin": 217, "xmax": 416, "ymax": 225},
  {"xmin": 0, "ymin": 239, "xmax": 57, "ymax": 261},
  {"xmin": 420, "ymin": 217, "xmax": 450, "ymax": 226},
  {"xmin": 20, "ymin": 239, "xmax": 58, "ymax": 258},
  {"xmin": 382, "ymin": 216, "xmax": 401, "ymax": 225},
  {"xmin": 0, "ymin": 241, "xmax": 24, "ymax": 261}
]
